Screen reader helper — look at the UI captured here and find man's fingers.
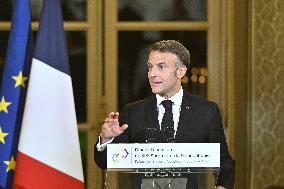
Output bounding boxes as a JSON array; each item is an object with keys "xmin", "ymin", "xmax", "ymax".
[
  {"xmin": 101, "ymin": 112, "xmax": 125, "ymax": 138},
  {"xmin": 108, "ymin": 112, "xmax": 119, "ymax": 119},
  {"xmin": 104, "ymin": 118, "xmax": 111, "ymax": 123}
]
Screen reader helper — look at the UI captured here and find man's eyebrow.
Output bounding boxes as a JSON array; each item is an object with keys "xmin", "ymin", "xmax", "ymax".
[
  {"xmin": 157, "ymin": 62, "xmax": 166, "ymax": 65},
  {"xmin": 147, "ymin": 61, "xmax": 167, "ymax": 66},
  {"xmin": 147, "ymin": 61, "xmax": 166, "ymax": 64}
]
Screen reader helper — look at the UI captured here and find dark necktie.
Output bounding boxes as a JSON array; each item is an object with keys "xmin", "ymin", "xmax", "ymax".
[{"xmin": 161, "ymin": 100, "xmax": 175, "ymax": 142}]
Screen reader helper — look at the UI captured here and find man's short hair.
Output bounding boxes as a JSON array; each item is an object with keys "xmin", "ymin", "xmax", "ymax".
[{"xmin": 149, "ymin": 40, "xmax": 190, "ymax": 68}]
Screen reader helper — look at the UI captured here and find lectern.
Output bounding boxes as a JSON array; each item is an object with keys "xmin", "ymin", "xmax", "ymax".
[{"xmin": 107, "ymin": 143, "xmax": 220, "ymax": 189}]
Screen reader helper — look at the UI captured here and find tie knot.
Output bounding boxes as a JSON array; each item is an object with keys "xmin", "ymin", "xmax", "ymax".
[{"xmin": 161, "ymin": 100, "xmax": 173, "ymax": 110}]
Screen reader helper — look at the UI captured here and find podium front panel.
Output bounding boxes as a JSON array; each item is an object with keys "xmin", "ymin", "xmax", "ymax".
[{"xmin": 107, "ymin": 143, "xmax": 220, "ymax": 169}]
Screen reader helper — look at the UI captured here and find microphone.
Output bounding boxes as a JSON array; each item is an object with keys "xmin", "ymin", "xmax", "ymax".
[
  {"xmin": 132, "ymin": 128, "xmax": 165, "ymax": 143},
  {"xmin": 145, "ymin": 128, "xmax": 165, "ymax": 143}
]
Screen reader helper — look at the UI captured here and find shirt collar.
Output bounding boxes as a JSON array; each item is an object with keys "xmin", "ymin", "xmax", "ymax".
[{"xmin": 156, "ymin": 87, "xmax": 183, "ymax": 107}]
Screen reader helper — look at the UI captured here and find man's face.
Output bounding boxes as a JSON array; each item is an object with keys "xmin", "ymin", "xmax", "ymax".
[{"xmin": 147, "ymin": 51, "xmax": 187, "ymax": 98}]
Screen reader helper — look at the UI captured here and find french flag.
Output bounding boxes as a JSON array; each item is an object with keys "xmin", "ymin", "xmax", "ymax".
[{"xmin": 13, "ymin": 0, "xmax": 85, "ymax": 188}]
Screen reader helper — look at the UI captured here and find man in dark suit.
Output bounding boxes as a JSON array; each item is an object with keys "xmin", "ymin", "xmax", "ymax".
[{"xmin": 94, "ymin": 40, "xmax": 235, "ymax": 189}]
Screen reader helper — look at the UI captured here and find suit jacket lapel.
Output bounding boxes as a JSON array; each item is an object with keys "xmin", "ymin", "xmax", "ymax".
[
  {"xmin": 146, "ymin": 95, "xmax": 160, "ymax": 129},
  {"xmin": 175, "ymin": 93, "xmax": 196, "ymax": 141}
]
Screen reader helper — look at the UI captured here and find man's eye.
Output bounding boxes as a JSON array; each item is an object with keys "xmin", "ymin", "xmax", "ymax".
[{"xmin": 158, "ymin": 65, "xmax": 166, "ymax": 70}]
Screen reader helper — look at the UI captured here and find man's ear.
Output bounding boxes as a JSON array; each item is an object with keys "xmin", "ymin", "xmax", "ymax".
[{"xmin": 177, "ymin": 65, "xmax": 187, "ymax": 79}]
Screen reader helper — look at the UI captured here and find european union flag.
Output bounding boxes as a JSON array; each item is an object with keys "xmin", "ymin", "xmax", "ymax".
[{"xmin": 0, "ymin": 0, "xmax": 33, "ymax": 188}]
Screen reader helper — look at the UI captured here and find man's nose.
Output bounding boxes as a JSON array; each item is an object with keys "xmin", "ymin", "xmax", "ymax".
[{"xmin": 148, "ymin": 67, "xmax": 158, "ymax": 78}]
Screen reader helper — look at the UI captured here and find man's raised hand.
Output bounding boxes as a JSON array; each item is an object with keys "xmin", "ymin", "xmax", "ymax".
[{"xmin": 100, "ymin": 112, "xmax": 128, "ymax": 143}]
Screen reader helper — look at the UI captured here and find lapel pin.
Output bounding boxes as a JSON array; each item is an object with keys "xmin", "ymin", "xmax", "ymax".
[{"xmin": 186, "ymin": 106, "xmax": 190, "ymax": 110}]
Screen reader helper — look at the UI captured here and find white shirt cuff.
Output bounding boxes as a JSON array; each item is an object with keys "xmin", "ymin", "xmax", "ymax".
[{"xmin": 96, "ymin": 136, "xmax": 114, "ymax": 151}]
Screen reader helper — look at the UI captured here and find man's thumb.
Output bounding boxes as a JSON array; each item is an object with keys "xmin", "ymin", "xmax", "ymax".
[{"xmin": 120, "ymin": 124, "xmax": 128, "ymax": 131}]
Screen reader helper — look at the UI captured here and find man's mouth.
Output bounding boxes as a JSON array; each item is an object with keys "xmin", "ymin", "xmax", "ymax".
[{"xmin": 151, "ymin": 81, "xmax": 162, "ymax": 86}]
